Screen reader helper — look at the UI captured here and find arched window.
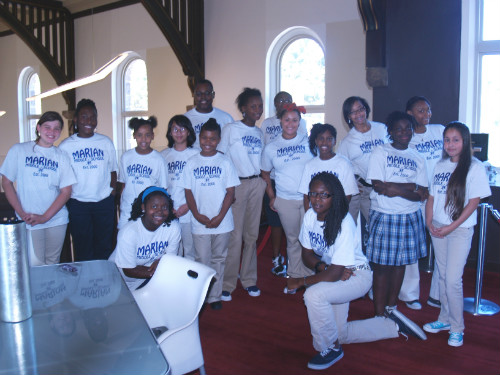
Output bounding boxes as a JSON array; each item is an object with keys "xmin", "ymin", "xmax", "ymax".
[
  {"xmin": 18, "ymin": 67, "xmax": 42, "ymax": 142},
  {"xmin": 266, "ymin": 27, "xmax": 325, "ymax": 132},
  {"xmin": 112, "ymin": 52, "xmax": 148, "ymax": 156}
]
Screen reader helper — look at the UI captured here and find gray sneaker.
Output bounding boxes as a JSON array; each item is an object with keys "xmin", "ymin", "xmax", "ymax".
[{"xmin": 386, "ymin": 309, "xmax": 427, "ymax": 340}]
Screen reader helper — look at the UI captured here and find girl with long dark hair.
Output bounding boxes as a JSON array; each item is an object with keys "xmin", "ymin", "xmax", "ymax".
[{"xmin": 423, "ymin": 122, "xmax": 491, "ymax": 347}]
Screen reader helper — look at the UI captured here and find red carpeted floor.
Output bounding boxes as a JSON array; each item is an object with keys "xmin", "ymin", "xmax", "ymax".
[{"xmin": 196, "ymin": 226, "xmax": 500, "ymax": 375}]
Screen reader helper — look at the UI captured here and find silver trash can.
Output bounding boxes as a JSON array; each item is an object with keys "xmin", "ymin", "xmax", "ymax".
[{"xmin": 0, "ymin": 219, "xmax": 32, "ymax": 322}]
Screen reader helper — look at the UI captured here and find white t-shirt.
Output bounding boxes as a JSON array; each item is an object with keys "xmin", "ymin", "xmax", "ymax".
[
  {"xmin": 181, "ymin": 152, "xmax": 240, "ymax": 234},
  {"xmin": 160, "ymin": 147, "xmax": 199, "ymax": 224},
  {"xmin": 111, "ymin": 218, "xmax": 181, "ymax": 290},
  {"xmin": 367, "ymin": 143, "xmax": 428, "ymax": 214},
  {"xmin": 59, "ymin": 133, "xmax": 118, "ymax": 202},
  {"xmin": 184, "ymin": 107, "xmax": 234, "ymax": 149},
  {"xmin": 299, "ymin": 208, "xmax": 367, "ymax": 267},
  {"xmin": 260, "ymin": 116, "xmax": 308, "ymax": 145},
  {"xmin": 409, "ymin": 124, "xmax": 445, "ymax": 185},
  {"xmin": 218, "ymin": 121, "xmax": 264, "ymax": 178},
  {"xmin": 0, "ymin": 142, "xmax": 76, "ymax": 230},
  {"xmin": 298, "ymin": 155, "xmax": 359, "ymax": 197},
  {"xmin": 337, "ymin": 121, "xmax": 388, "ymax": 179},
  {"xmin": 261, "ymin": 134, "xmax": 313, "ymax": 200},
  {"xmin": 118, "ymin": 149, "xmax": 168, "ymax": 229},
  {"xmin": 430, "ymin": 158, "xmax": 491, "ymax": 227}
]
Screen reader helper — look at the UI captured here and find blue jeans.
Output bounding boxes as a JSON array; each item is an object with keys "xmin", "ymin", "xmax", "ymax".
[{"xmin": 67, "ymin": 194, "xmax": 116, "ymax": 261}]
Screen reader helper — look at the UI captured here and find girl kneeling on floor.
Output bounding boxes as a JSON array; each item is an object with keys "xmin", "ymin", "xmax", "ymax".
[
  {"xmin": 286, "ymin": 172, "xmax": 426, "ymax": 371},
  {"xmin": 110, "ymin": 186, "xmax": 181, "ymax": 290}
]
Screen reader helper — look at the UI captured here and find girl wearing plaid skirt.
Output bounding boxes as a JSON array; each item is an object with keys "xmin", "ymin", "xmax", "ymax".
[{"xmin": 366, "ymin": 111, "xmax": 429, "ymax": 317}]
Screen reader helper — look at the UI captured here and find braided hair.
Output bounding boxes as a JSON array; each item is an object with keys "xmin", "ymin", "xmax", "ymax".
[
  {"xmin": 309, "ymin": 172, "xmax": 348, "ymax": 247},
  {"xmin": 129, "ymin": 187, "xmax": 176, "ymax": 227}
]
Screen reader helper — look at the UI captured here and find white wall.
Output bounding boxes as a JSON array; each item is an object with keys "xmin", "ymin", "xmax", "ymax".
[
  {"xmin": 0, "ymin": 1, "xmax": 370, "ymax": 158},
  {"xmin": 73, "ymin": 3, "xmax": 192, "ymax": 150},
  {"xmin": 204, "ymin": 0, "xmax": 371, "ymax": 142},
  {"xmin": 0, "ymin": 35, "xmax": 67, "ymax": 162}
]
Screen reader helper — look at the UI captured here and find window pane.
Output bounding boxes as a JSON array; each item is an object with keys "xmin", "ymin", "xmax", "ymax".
[
  {"xmin": 124, "ymin": 59, "xmax": 148, "ymax": 111},
  {"xmin": 482, "ymin": 0, "xmax": 500, "ymax": 41},
  {"xmin": 28, "ymin": 73, "xmax": 41, "ymax": 115},
  {"xmin": 479, "ymin": 54, "xmax": 500, "ymax": 165},
  {"xmin": 280, "ymin": 38, "xmax": 325, "ymax": 106},
  {"xmin": 29, "ymin": 119, "xmax": 38, "ymax": 141},
  {"xmin": 302, "ymin": 113, "xmax": 325, "ymax": 134}
]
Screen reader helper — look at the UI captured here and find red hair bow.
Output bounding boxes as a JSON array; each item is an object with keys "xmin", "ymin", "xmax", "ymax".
[{"xmin": 282, "ymin": 102, "xmax": 306, "ymax": 114}]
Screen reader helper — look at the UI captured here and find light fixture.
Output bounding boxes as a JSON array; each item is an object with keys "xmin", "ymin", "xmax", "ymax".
[
  {"xmin": 0, "ymin": 111, "xmax": 5, "ymax": 117},
  {"xmin": 26, "ymin": 52, "xmax": 130, "ymax": 102}
]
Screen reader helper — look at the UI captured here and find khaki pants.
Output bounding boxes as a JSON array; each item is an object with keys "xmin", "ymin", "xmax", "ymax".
[
  {"xmin": 30, "ymin": 224, "xmax": 67, "ymax": 265},
  {"xmin": 274, "ymin": 197, "xmax": 312, "ymax": 278},
  {"xmin": 193, "ymin": 232, "xmax": 230, "ymax": 303},
  {"xmin": 431, "ymin": 222, "xmax": 474, "ymax": 333},
  {"xmin": 222, "ymin": 178, "xmax": 266, "ymax": 292},
  {"xmin": 180, "ymin": 222, "xmax": 195, "ymax": 260}
]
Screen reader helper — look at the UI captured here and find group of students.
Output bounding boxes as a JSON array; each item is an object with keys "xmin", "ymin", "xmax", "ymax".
[{"xmin": 0, "ymin": 79, "xmax": 491, "ymax": 370}]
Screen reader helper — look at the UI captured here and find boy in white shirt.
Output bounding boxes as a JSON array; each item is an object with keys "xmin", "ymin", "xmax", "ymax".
[
  {"xmin": 184, "ymin": 79, "xmax": 234, "ymax": 149},
  {"xmin": 182, "ymin": 119, "xmax": 240, "ymax": 310}
]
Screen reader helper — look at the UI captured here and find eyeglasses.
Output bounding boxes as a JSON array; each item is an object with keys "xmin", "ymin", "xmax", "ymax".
[
  {"xmin": 415, "ymin": 108, "xmax": 432, "ymax": 114},
  {"xmin": 349, "ymin": 106, "xmax": 366, "ymax": 116},
  {"xmin": 308, "ymin": 192, "xmax": 333, "ymax": 199},
  {"xmin": 172, "ymin": 127, "xmax": 187, "ymax": 133},
  {"xmin": 278, "ymin": 98, "xmax": 292, "ymax": 104},
  {"xmin": 194, "ymin": 90, "xmax": 214, "ymax": 98}
]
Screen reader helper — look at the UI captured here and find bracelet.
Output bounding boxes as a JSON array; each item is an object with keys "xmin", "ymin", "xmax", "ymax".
[
  {"xmin": 414, "ymin": 184, "xmax": 419, "ymax": 192},
  {"xmin": 303, "ymin": 276, "xmax": 309, "ymax": 287},
  {"xmin": 314, "ymin": 261, "xmax": 326, "ymax": 274}
]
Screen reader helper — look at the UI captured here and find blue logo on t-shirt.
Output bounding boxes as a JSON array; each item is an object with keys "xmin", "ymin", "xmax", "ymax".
[
  {"xmin": 137, "ymin": 240, "xmax": 169, "ymax": 259},
  {"xmin": 415, "ymin": 140, "xmax": 443, "ymax": 155},
  {"xmin": 168, "ymin": 160, "xmax": 187, "ymax": 178},
  {"xmin": 127, "ymin": 164, "xmax": 153, "ymax": 178},
  {"xmin": 25, "ymin": 156, "xmax": 59, "ymax": 173},
  {"xmin": 242, "ymin": 136, "xmax": 262, "ymax": 155},
  {"xmin": 387, "ymin": 155, "xmax": 417, "ymax": 172},
  {"xmin": 310, "ymin": 170, "xmax": 338, "ymax": 180},
  {"xmin": 277, "ymin": 145, "xmax": 306, "ymax": 158},
  {"xmin": 433, "ymin": 172, "xmax": 451, "ymax": 194},
  {"xmin": 360, "ymin": 139, "xmax": 385, "ymax": 154},
  {"xmin": 266, "ymin": 125, "xmax": 281, "ymax": 135},
  {"xmin": 308, "ymin": 230, "xmax": 327, "ymax": 256}
]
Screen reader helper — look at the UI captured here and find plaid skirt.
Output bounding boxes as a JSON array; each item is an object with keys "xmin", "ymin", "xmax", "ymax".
[{"xmin": 366, "ymin": 209, "xmax": 427, "ymax": 266}]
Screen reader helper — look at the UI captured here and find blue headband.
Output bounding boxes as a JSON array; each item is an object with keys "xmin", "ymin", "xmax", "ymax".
[{"xmin": 142, "ymin": 187, "xmax": 170, "ymax": 202}]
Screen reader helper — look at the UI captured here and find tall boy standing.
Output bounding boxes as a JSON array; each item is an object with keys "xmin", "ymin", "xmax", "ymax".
[{"xmin": 184, "ymin": 79, "xmax": 234, "ymax": 149}]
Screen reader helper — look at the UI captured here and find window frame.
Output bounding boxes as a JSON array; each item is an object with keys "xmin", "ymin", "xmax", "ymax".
[
  {"xmin": 460, "ymin": 0, "xmax": 500, "ymax": 132},
  {"xmin": 18, "ymin": 67, "xmax": 41, "ymax": 142},
  {"xmin": 266, "ymin": 27, "xmax": 325, "ymax": 120},
  {"xmin": 112, "ymin": 51, "xmax": 148, "ymax": 157}
]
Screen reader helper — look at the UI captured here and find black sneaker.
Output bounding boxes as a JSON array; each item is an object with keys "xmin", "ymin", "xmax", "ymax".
[
  {"xmin": 386, "ymin": 309, "xmax": 427, "ymax": 340},
  {"xmin": 210, "ymin": 301, "xmax": 222, "ymax": 310},
  {"xmin": 427, "ymin": 297, "xmax": 441, "ymax": 308},
  {"xmin": 271, "ymin": 255, "xmax": 287, "ymax": 277},
  {"xmin": 221, "ymin": 291, "xmax": 232, "ymax": 302},
  {"xmin": 307, "ymin": 345, "xmax": 344, "ymax": 370}
]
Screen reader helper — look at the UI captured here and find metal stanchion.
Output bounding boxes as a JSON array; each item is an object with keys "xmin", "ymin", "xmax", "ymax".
[
  {"xmin": 464, "ymin": 203, "xmax": 500, "ymax": 316},
  {"xmin": 421, "ymin": 239, "xmax": 435, "ymax": 273}
]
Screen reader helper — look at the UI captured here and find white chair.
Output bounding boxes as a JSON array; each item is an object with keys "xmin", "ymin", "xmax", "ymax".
[{"xmin": 133, "ymin": 254, "xmax": 216, "ymax": 375}]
